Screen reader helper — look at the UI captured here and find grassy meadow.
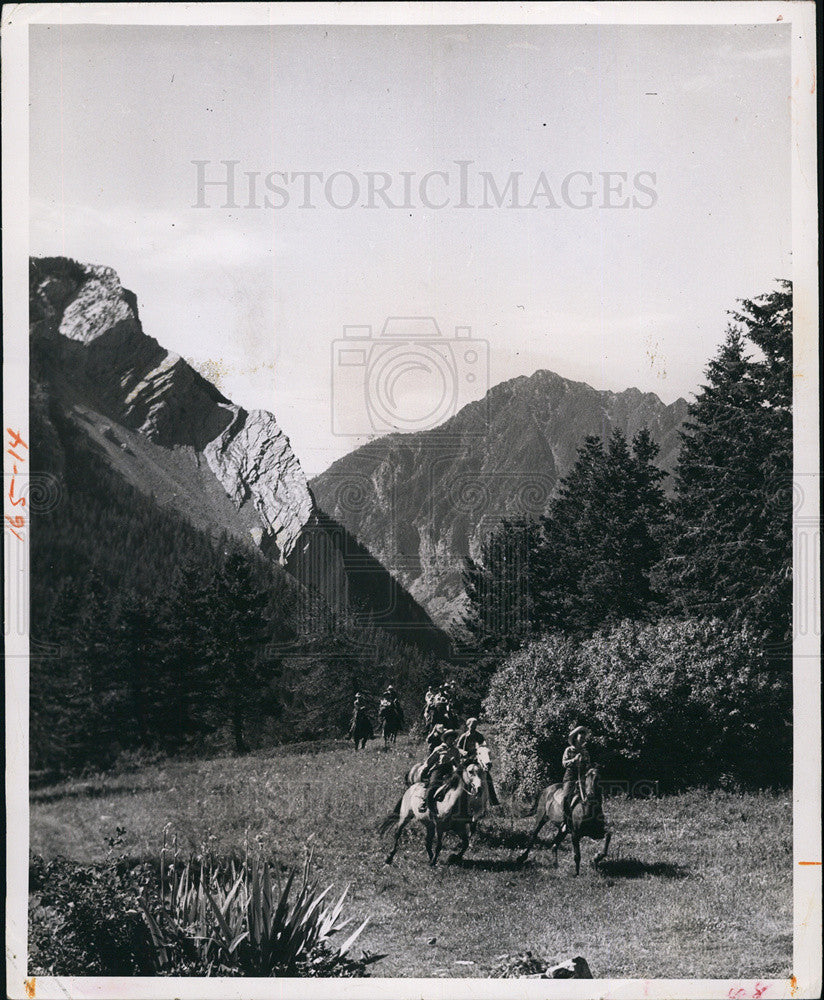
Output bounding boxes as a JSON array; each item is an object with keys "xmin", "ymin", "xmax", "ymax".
[{"xmin": 29, "ymin": 733, "xmax": 792, "ymax": 979}]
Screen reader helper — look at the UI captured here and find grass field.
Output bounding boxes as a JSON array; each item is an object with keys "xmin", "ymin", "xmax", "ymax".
[{"xmin": 30, "ymin": 733, "xmax": 792, "ymax": 979}]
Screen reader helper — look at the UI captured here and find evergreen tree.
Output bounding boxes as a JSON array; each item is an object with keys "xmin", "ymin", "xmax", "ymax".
[
  {"xmin": 458, "ymin": 428, "xmax": 668, "ymax": 703},
  {"xmin": 532, "ymin": 429, "xmax": 668, "ymax": 633},
  {"xmin": 457, "ymin": 518, "xmax": 538, "ymax": 708},
  {"xmin": 663, "ymin": 282, "xmax": 792, "ymax": 653},
  {"xmin": 195, "ymin": 549, "xmax": 291, "ymax": 752}
]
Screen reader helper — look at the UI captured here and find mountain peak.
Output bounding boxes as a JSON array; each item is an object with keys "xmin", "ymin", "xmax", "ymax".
[{"xmin": 311, "ymin": 364, "xmax": 687, "ymax": 628}]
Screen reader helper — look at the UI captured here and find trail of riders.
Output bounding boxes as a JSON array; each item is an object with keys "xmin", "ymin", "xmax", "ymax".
[{"xmin": 349, "ymin": 679, "xmax": 608, "ymax": 869}]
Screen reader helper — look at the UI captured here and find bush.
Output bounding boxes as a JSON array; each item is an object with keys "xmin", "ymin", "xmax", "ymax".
[
  {"xmin": 29, "ymin": 854, "xmax": 159, "ymax": 975},
  {"xmin": 484, "ymin": 618, "xmax": 790, "ymax": 795},
  {"xmin": 29, "ymin": 843, "xmax": 383, "ymax": 977}
]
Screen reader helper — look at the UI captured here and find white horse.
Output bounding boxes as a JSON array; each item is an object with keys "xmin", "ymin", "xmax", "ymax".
[{"xmin": 381, "ymin": 762, "xmax": 489, "ymax": 866}]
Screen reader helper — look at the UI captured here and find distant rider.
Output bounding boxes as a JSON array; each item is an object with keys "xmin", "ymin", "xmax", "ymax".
[
  {"xmin": 347, "ymin": 692, "xmax": 368, "ymax": 740},
  {"xmin": 380, "ymin": 685, "xmax": 404, "ymax": 730},
  {"xmin": 561, "ymin": 725, "xmax": 591, "ymax": 822}
]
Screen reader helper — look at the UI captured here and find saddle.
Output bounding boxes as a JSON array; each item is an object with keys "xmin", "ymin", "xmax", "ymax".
[{"xmin": 551, "ymin": 786, "xmax": 584, "ymax": 819}]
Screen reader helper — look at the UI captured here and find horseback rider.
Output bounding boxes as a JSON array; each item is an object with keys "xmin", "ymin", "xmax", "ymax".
[
  {"xmin": 455, "ymin": 716, "xmax": 483, "ymax": 754},
  {"xmin": 456, "ymin": 718, "xmax": 500, "ymax": 807},
  {"xmin": 385, "ymin": 685, "xmax": 402, "ymax": 715},
  {"xmin": 426, "ymin": 722, "xmax": 446, "ymax": 752},
  {"xmin": 561, "ymin": 724, "xmax": 591, "ymax": 822},
  {"xmin": 420, "ymin": 728, "xmax": 462, "ymax": 814},
  {"xmin": 347, "ymin": 692, "xmax": 368, "ymax": 739},
  {"xmin": 423, "ymin": 686, "xmax": 436, "ymax": 727},
  {"xmin": 380, "ymin": 685, "xmax": 404, "ymax": 732}
]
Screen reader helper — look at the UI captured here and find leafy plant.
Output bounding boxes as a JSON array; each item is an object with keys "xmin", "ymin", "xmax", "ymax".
[
  {"xmin": 137, "ymin": 838, "xmax": 382, "ymax": 976},
  {"xmin": 28, "ymin": 853, "xmax": 158, "ymax": 975},
  {"xmin": 485, "ymin": 617, "xmax": 790, "ymax": 794}
]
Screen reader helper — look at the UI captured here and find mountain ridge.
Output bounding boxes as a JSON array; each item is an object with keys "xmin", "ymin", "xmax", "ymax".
[{"xmin": 311, "ymin": 365, "xmax": 688, "ymax": 628}]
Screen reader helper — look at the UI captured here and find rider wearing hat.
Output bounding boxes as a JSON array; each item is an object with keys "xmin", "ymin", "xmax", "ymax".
[
  {"xmin": 561, "ymin": 725, "xmax": 591, "ymax": 821},
  {"xmin": 457, "ymin": 718, "xmax": 500, "ymax": 806},
  {"xmin": 347, "ymin": 692, "xmax": 369, "ymax": 740},
  {"xmin": 426, "ymin": 722, "xmax": 446, "ymax": 752},
  {"xmin": 421, "ymin": 729, "xmax": 462, "ymax": 814},
  {"xmin": 384, "ymin": 684, "xmax": 402, "ymax": 712},
  {"xmin": 456, "ymin": 717, "xmax": 484, "ymax": 755}
]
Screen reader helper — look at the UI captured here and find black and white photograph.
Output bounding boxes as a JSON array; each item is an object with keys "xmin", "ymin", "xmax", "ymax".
[{"xmin": 2, "ymin": 2, "xmax": 820, "ymax": 998}]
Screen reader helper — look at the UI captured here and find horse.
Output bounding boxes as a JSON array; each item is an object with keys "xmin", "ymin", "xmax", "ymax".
[
  {"xmin": 379, "ymin": 700, "xmax": 404, "ymax": 748},
  {"xmin": 380, "ymin": 761, "xmax": 489, "ymax": 866},
  {"xmin": 347, "ymin": 709, "xmax": 373, "ymax": 750},
  {"xmin": 405, "ymin": 761, "xmax": 426, "ymax": 785},
  {"xmin": 517, "ymin": 765, "xmax": 611, "ymax": 875}
]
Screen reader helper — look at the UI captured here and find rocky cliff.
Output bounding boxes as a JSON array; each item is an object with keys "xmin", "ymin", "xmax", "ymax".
[
  {"xmin": 30, "ymin": 258, "xmax": 313, "ymax": 561},
  {"xmin": 29, "ymin": 257, "xmax": 449, "ymax": 654},
  {"xmin": 311, "ymin": 369, "xmax": 689, "ymax": 628}
]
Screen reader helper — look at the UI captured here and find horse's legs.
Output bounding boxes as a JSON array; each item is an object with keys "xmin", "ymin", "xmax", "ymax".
[
  {"xmin": 424, "ymin": 822, "xmax": 435, "ymax": 862},
  {"xmin": 593, "ymin": 829, "xmax": 612, "ymax": 868},
  {"xmin": 548, "ymin": 824, "xmax": 567, "ymax": 868},
  {"xmin": 452, "ymin": 823, "xmax": 470, "ymax": 863},
  {"xmin": 517, "ymin": 812, "xmax": 548, "ymax": 864},
  {"xmin": 572, "ymin": 832, "xmax": 581, "ymax": 876},
  {"xmin": 385, "ymin": 811, "xmax": 412, "ymax": 864},
  {"xmin": 431, "ymin": 826, "xmax": 444, "ymax": 866}
]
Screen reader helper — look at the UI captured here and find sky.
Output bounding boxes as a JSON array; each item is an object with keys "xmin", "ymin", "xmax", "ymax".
[{"xmin": 29, "ymin": 23, "xmax": 791, "ymax": 476}]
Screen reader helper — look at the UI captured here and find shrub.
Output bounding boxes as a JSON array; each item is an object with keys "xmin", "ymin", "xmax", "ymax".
[
  {"xmin": 137, "ymin": 847, "xmax": 382, "ymax": 977},
  {"xmin": 484, "ymin": 618, "xmax": 790, "ymax": 795},
  {"xmin": 29, "ymin": 843, "xmax": 382, "ymax": 977},
  {"xmin": 29, "ymin": 854, "xmax": 158, "ymax": 975}
]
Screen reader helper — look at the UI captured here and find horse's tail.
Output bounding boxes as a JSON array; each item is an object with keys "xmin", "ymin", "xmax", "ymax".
[{"xmin": 378, "ymin": 796, "xmax": 403, "ymax": 836}]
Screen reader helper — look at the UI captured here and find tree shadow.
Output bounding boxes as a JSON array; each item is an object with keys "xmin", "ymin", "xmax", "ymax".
[
  {"xmin": 30, "ymin": 783, "xmax": 164, "ymax": 805},
  {"xmin": 596, "ymin": 856, "xmax": 690, "ymax": 879}
]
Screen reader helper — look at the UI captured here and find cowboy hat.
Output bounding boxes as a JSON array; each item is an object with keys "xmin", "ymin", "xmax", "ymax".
[
  {"xmin": 568, "ymin": 725, "xmax": 591, "ymax": 742},
  {"xmin": 440, "ymin": 729, "xmax": 459, "ymax": 741}
]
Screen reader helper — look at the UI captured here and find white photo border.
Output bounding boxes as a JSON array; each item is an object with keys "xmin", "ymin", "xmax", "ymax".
[{"xmin": 3, "ymin": 2, "xmax": 819, "ymax": 998}]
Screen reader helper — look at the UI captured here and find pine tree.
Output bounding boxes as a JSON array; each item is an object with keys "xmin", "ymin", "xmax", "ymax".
[
  {"xmin": 663, "ymin": 282, "xmax": 792, "ymax": 653},
  {"xmin": 457, "ymin": 518, "xmax": 539, "ymax": 708},
  {"xmin": 531, "ymin": 429, "xmax": 667, "ymax": 633},
  {"xmin": 196, "ymin": 549, "xmax": 291, "ymax": 752}
]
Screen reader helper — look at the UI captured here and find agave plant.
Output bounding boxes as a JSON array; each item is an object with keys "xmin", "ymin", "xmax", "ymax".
[{"xmin": 138, "ymin": 836, "xmax": 380, "ymax": 976}]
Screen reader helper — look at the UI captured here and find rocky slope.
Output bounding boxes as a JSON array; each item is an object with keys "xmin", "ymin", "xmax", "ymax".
[
  {"xmin": 311, "ymin": 369, "xmax": 689, "ymax": 627},
  {"xmin": 30, "ymin": 258, "xmax": 312, "ymax": 562},
  {"xmin": 30, "ymin": 257, "xmax": 447, "ymax": 653}
]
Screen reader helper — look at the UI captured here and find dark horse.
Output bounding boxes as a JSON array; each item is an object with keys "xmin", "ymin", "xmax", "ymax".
[
  {"xmin": 517, "ymin": 766, "xmax": 611, "ymax": 875},
  {"xmin": 347, "ymin": 707, "xmax": 373, "ymax": 750},
  {"xmin": 378, "ymin": 699, "xmax": 404, "ymax": 748}
]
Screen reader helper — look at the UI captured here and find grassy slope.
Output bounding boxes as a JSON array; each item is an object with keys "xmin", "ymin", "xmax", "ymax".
[{"xmin": 30, "ymin": 735, "xmax": 792, "ymax": 979}]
